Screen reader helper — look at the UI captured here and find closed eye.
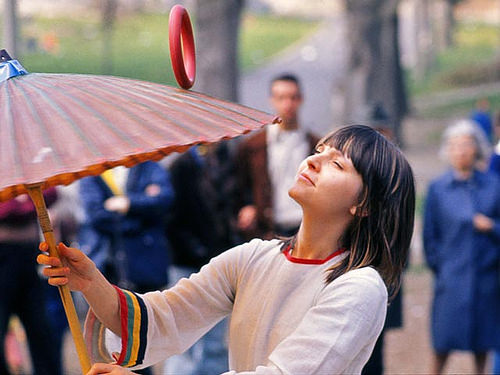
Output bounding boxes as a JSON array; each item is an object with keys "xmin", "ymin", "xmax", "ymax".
[{"xmin": 333, "ymin": 161, "xmax": 343, "ymax": 169}]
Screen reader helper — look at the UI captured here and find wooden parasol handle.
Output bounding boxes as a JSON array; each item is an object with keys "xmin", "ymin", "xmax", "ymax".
[{"xmin": 26, "ymin": 184, "xmax": 91, "ymax": 374}]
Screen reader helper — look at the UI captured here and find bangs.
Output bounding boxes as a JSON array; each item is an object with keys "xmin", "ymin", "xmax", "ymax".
[{"xmin": 319, "ymin": 126, "xmax": 380, "ymax": 176}]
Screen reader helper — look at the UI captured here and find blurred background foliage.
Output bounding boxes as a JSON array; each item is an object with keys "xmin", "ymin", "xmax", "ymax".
[
  {"xmin": 1, "ymin": 11, "xmax": 318, "ymax": 84},
  {"xmin": 410, "ymin": 22, "xmax": 499, "ymax": 94}
]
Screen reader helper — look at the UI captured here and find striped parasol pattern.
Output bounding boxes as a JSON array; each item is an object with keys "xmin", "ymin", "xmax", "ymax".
[{"xmin": 0, "ymin": 72, "xmax": 278, "ymax": 201}]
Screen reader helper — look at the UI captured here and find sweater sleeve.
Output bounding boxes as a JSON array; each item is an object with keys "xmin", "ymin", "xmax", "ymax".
[
  {"xmin": 84, "ymin": 239, "xmax": 259, "ymax": 369},
  {"xmin": 223, "ymin": 268, "xmax": 388, "ymax": 375}
]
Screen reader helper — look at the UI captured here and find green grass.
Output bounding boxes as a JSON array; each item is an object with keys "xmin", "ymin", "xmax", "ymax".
[
  {"xmin": 418, "ymin": 92, "xmax": 500, "ymax": 118},
  {"xmin": 239, "ymin": 13, "xmax": 319, "ymax": 71},
  {"xmin": 19, "ymin": 13, "xmax": 175, "ymax": 83},
  {"xmin": 409, "ymin": 22, "xmax": 500, "ymax": 96},
  {"xmin": 9, "ymin": 12, "xmax": 318, "ymax": 84}
]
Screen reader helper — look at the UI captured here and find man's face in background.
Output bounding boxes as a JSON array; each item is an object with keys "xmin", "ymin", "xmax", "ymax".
[{"xmin": 270, "ymin": 80, "xmax": 302, "ymax": 127}]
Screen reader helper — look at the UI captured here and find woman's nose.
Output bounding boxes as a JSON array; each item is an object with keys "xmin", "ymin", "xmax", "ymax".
[{"xmin": 306, "ymin": 154, "xmax": 320, "ymax": 171}]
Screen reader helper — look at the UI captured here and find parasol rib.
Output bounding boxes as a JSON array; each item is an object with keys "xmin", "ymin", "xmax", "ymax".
[
  {"xmin": 9, "ymin": 79, "xmax": 65, "ymax": 172},
  {"xmin": 106, "ymin": 76, "xmax": 268, "ymax": 127},
  {"xmin": 26, "ymin": 75, "xmax": 146, "ymax": 149},
  {"xmin": 1, "ymin": 82, "xmax": 25, "ymax": 183},
  {"xmin": 13, "ymin": 77, "xmax": 104, "ymax": 158},
  {"xmin": 95, "ymin": 76, "xmax": 246, "ymax": 134}
]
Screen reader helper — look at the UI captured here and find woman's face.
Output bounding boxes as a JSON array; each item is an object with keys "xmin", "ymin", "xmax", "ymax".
[
  {"xmin": 447, "ymin": 134, "xmax": 477, "ymax": 173},
  {"xmin": 289, "ymin": 143, "xmax": 364, "ymax": 220}
]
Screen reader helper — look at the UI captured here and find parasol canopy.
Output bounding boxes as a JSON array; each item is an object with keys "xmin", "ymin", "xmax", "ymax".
[{"xmin": 0, "ymin": 71, "xmax": 277, "ymax": 202}]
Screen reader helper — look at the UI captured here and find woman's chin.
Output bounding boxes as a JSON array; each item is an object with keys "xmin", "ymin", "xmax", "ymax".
[{"xmin": 288, "ymin": 186, "xmax": 305, "ymax": 206}]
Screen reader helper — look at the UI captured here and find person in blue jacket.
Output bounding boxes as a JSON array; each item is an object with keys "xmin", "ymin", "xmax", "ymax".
[
  {"xmin": 79, "ymin": 161, "xmax": 174, "ymax": 294},
  {"xmin": 423, "ymin": 119, "xmax": 500, "ymax": 374}
]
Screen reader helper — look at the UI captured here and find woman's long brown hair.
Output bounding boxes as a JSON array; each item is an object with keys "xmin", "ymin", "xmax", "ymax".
[{"xmin": 284, "ymin": 125, "xmax": 415, "ymax": 300}]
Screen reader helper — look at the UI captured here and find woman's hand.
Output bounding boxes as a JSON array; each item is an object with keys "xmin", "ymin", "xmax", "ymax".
[
  {"xmin": 86, "ymin": 363, "xmax": 138, "ymax": 375},
  {"xmin": 38, "ymin": 242, "xmax": 122, "ymax": 335},
  {"xmin": 37, "ymin": 242, "xmax": 98, "ymax": 293}
]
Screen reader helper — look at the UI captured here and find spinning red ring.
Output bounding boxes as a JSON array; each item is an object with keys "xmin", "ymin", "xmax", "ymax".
[{"xmin": 169, "ymin": 5, "xmax": 196, "ymax": 89}]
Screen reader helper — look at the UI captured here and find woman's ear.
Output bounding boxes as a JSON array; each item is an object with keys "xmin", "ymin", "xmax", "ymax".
[{"xmin": 349, "ymin": 205, "xmax": 369, "ymax": 217}]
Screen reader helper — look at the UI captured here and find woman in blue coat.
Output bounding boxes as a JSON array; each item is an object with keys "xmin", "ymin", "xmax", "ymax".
[
  {"xmin": 79, "ymin": 161, "xmax": 174, "ymax": 293},
  {"xmin": 423, "ymin": 120, "xmax": 500, "ymax": 374}
]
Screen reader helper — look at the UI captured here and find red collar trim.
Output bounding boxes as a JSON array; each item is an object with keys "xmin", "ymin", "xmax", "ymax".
[{"xmin": 283, "ymin": 244, "xmax": 346, "ymax": 265}]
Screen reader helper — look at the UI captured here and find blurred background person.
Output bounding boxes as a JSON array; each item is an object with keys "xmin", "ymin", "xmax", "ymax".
[
  {"xmin": 423, "ymin": 119, "xmax": 500, "ymax": 374},
  {"xmin": 236, "ymin": 73, "xmax": 318, "ymax": 240},
  {"xmin": 470, "ymin": 98, "xmax": 493, "ymax": 144},
  {"xmin": 79, "ymin": 161, "xmax": 173, "ymax": 292},
  {"xmin": 78, "ymin": 161, "xmax": 173, "ymax": 375},
  {"xmin": 0, "ymin": 188, "xmax": 62, "ymax": 375},
  {"xmin": 488, "ymin": 111, "xmax": 500, "ymax": 176},
  {"xmin": 362, "ymin": 103, "xmax": 404, "ymax": 375},
  {"xmin": 164, "ymin": 142, "xmax": 239, "ymax": 374}
]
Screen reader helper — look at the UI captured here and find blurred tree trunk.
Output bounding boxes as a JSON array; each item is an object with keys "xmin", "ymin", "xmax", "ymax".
[
  {"xmin": 434, "ymin": 0, "xmax": 454, "ymax": 51},
  {"xmin": 3, "ymin": 0, "xmax": 18, "ymax": 58},
  {"xmin": 414, "ymin": 0, "xmax": 434, "ymax": 80},
  {"xmin": 343, "ymin": 0, "xmax": 408, "ymax": 145},
  {"xmin": 193, "ymin": 0, "xmax": 244, "ymax": 101},
  {"xmin": 101, "ymin": 0, "xmax": 118, "ymax": 74}
]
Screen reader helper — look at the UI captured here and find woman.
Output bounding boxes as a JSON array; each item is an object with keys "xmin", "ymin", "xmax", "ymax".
[
  {"xmin": 423, "ymin": 119, "xmax": 500, "ymax": 374},
  {"xmin": 38, "ymin": 125, "xmax": 415, "ymax": 375}
]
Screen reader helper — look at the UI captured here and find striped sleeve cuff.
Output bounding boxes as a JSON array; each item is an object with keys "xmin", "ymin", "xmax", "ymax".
[{"xmin": 84, "ymin": 286, "xmax": 148, "ymax": 368}]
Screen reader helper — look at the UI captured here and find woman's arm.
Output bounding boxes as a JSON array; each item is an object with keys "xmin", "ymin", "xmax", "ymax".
[{"xmin": 85, "ymin": 240, "xmax": 262, "ymax": 370}]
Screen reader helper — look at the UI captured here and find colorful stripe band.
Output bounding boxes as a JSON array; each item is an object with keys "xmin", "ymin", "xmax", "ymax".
[{"xmin": 113, "ymin": 286, "xmax": 148, "ymax": 367}]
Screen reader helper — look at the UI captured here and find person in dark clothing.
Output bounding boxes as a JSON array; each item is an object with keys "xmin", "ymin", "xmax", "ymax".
[
  {"xmin": 362, "ymin": 103, "xmax": 404, "ymax": 375},
  {"xmin": 235, "ymin": 74, "xmax": 319, "ymax": 240},
  {"xmin": 168, "ymin": 143, "xmax": 237, "ymax": 269},
  {"xmin": 164, "ymin": 142, "xmax": 238, "ymax": 374},
  {"xmin": 0, "ymin": 188, "xmax": 62, "ymax": 375}
]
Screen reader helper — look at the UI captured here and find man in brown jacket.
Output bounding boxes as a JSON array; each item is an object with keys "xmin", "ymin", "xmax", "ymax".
[{"xmin": 236, "ymin": 74, "xmax": 318, "ymax": 240}]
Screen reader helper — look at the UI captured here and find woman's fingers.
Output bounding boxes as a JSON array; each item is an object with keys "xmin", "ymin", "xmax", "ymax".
[
  {"xmin": 42, "ymin": 265, "xmax": 69, "ymax": 278},
  {"xmin": 38, "ymin": 242, "xmax": 83, "ymax": 265},
  {"xmin": 37, "ymin": 253, "xmax": 62, "ymax": 267},
  {"xmin": 86, "ymin": 362, "xmax": 131, "ymax": 374},
  {"xmin": 38, "ymin": 261, "xmax": 69, "ymax": 286},
  {"xmin": 47, "ymin": 276, "xmax": 69, "ymax": 287}
]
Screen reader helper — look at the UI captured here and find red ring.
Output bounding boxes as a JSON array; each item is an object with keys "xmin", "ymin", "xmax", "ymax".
[{"xmin": 169, "ymin": 5, "xmax": 196, "ymax": 89}]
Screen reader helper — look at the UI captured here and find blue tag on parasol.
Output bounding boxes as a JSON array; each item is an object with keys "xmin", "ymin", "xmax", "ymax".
[{"xmin": 0, "ymin": 60, "xmax": 28, "ymax": 83}]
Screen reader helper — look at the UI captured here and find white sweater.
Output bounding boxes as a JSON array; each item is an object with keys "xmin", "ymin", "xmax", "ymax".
[{"xmin": 85, "ymin": 239, "xmax": 388, "ymax": 374}]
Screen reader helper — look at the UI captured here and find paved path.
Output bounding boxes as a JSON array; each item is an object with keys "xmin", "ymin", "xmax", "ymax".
[
  {"xmin": 240, "ymin": 16, "xmax": 347, "ymax": 137},
  {"xmin": 413, "ymin": 81, "xmax": 500, "ymax": 112}
]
